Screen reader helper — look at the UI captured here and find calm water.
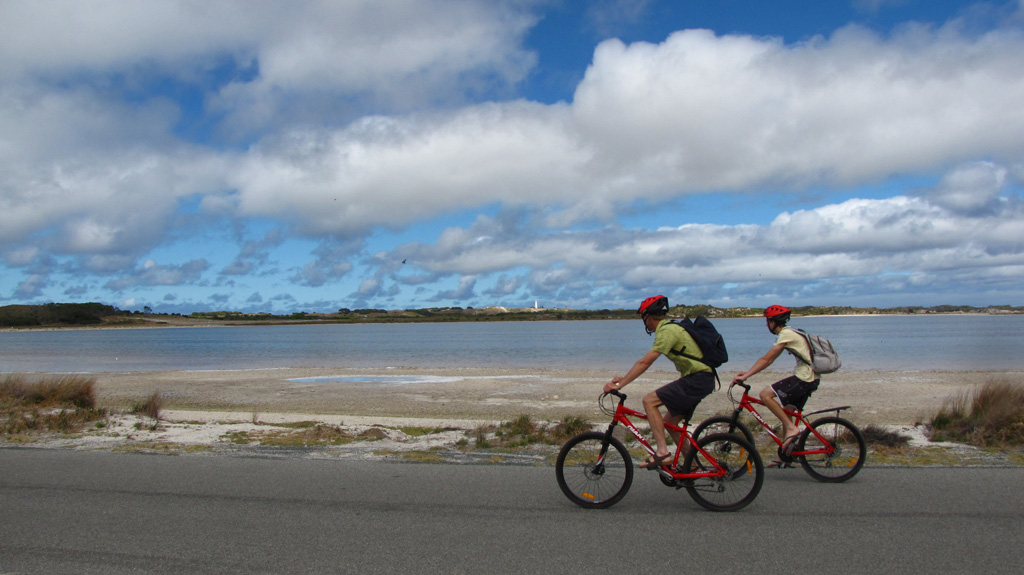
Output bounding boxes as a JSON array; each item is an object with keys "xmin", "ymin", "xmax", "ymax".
[{"xmin": 1, "ymin": 315, "xmax": 1022, "ymax": 373}]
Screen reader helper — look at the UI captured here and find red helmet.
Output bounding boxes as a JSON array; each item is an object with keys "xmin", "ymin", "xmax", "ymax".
[
  {"xmin": 638, "ymin": 295, "xmax": 669, "ymax": 317},
  {"xmin": 638, "ymin": 295, "xmax": 669, "ymax": 335},
  {"xmin": 764, "ymin": 304, "xmax": 791, "ymax": 323}
]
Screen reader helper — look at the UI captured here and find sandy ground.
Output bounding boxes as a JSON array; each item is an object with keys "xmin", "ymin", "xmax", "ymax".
[
  {"xmin": 91, "ymin": 366, "xmax": 1022, "ymax": 426},
  {"xmin": 10, "ymin": 367, "xmax": 1021, "ymax": 458}
]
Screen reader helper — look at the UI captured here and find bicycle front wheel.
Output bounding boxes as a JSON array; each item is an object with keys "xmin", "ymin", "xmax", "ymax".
[
  {"xmin": 555, "ymin": 431, "xmax": 634, "ymax": 509},
  {"xmin": 682, "ymin": 433, "xmax": 763, "ymax": 512},
  {"xmin": 692, "ymin": 415, "xmax": 756, "ymax": 446},
  {"xmin": 797, "ymin": 416, "xmax": 866, "ymax": 483}
]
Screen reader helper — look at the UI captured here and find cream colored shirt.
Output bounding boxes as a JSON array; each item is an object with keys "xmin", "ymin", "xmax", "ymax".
[{"xmin": 776, "ymin": 327, "xmax": 817, "ymax": 382}]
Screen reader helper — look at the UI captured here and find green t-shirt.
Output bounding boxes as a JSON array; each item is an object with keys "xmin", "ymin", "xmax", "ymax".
[
  {"xmin": 777, "ymin": 326, "xmax": 817, "ymax": 382},
  {"xmin": 651, "ymin": 319, "xmax": 712, "ymax": 377}
]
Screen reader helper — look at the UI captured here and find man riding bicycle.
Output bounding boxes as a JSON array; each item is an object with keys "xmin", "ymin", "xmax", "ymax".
[
  {"xmin": 730, "ymin": 304, "xmax": 820, "ymax": 459},
  {"xmin": 602, "ymin": 295, "xmax": 716, "ymax": 469}
]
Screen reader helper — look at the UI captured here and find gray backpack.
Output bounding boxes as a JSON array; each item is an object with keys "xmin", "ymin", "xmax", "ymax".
[{"xmin": 790, "ymin": 328, "xmax": 842, "ymax": 374}]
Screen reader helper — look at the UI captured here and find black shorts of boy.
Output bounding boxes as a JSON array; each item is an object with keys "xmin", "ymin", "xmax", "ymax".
[
  {"xmin": 770, "ymin": 375, "xmax": 820, "ymax": 410},
  {"xmin": 655, "ymin": 371, "xmax": 716, "ymax": 421}
]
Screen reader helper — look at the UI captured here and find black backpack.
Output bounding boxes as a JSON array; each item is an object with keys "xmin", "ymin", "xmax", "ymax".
[{"xmin": 667, "ymin": 317, "xmax": 729, "ymax": 369}]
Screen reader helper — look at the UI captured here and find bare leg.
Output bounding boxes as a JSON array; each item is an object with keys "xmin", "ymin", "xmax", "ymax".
[
  {"xmin": 663, "ymin": 412, "xmax": 690, "ymax": 463},
  {"xmin": 642, "ymin": 391, "xmax": 671, "ymax": 460},
  {"xmin": 664, "ymin": 412, "xmax": 683, "ymax": 447},
  {"xmin": 759, "ymin": 386, "xmax": 798, "ymax": 441}
]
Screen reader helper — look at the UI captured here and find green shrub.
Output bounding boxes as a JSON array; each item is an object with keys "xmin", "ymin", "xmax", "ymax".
[
  {"xmin": 550, "ymin": 415, "xmax": 591, "ymax": 440},
  {"xmin": 470, "ymin": 424, "xmax": 494, "ymax": 448}
]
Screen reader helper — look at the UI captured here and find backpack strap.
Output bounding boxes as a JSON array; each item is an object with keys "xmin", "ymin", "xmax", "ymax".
[
  {"xmin": 668, "ymin": 349, "xmax": 721, "ymax": 390},
  {"xmin": 666, "ymin": 321, "xmax": 721, "ymax": 390},
  {"xmin": 785, "ymin": 327, "xmax": 814, "ymax": 366}
]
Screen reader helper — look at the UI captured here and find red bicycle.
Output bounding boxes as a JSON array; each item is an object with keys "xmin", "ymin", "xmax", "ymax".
[
  {"xmin": 692, "ymin": 382, "xmax": 866, "ymax": 482},
  {"xmin": 555, "ymin": 389, "xmax": 764, "ymax": 512}
]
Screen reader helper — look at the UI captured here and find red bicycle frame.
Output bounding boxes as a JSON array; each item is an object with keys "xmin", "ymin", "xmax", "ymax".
[
  {"xmin": 602, "ymin": 390, "xmax": 743, "ymax": 481},
  {"xmin": 726, "ymin": 382, "xmax": 851, "ymax": 457}
]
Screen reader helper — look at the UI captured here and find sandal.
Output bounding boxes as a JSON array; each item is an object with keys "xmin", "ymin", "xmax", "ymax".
[
  {"xmin": 781, "ymin": 433, "xmax": 800, "ymax": 456},
  {"xmin": 639, "ymin": 452, "xmax": 671, "ymax": 469}
]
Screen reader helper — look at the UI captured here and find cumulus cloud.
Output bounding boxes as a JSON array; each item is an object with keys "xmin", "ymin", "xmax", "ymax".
[
  {"xmin": 103, "ymin": 259, "xmax": 210, "ymax": 292},
  {"xmin": 572, "ymin": 23, "xmax": 1024, "ymax": 190},
  {"xmin": 377, "ymin": 169, "xmax": 1024, "ymax": 307},
  {"xmin": 922, "ymin": 161, "xmax": 1006, "ymax": 215},
  {"xmin": 221, "ymin": 19, "xmax": 1024, "ymax": 239},
  {"xmin": 1, "ymin": 1, "xmax": 1023, "ymax": 310}
]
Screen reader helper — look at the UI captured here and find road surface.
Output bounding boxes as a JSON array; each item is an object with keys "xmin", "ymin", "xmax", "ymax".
[{"xmin": 1, "ymin": 448, "xmax": 1022, "ymax": 574}]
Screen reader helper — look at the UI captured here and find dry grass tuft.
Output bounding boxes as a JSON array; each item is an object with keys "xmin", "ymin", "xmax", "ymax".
[
  {"xmin": 1, "ymin": 374, "xmax": 96, "ymax": 409},
  {"xmin": 929, "ymin": 377, "xmax": 1024, "ymax": 446},
  {"xmin": 1, "ymin": 374, "xmax": 105, "ymax": 435},
  {"xmin": 130, "ymin": 391, "xmax": 163, "ymax": 420},
  {"xmin": 862, "ymin": 425, "xmax": 911, "ymax": 448}
]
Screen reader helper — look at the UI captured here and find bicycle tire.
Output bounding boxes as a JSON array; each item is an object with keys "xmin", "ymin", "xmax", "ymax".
[
  {"xmin": 682, "ymin": 432, "xmax": 763, "ymax": 512},
  {"xmin": 797, "ymin": 416, "xmax": 866, "ymax": 483},
  {"xmin": 555, "ymin": 431, "xmax": 634, "ymax": 509},
  {"xmin": 691, "ymin": 415, "xmax": 756, "ymax": 447}
]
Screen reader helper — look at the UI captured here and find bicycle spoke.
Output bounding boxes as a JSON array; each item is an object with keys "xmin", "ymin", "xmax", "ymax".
[
  {"xmin": 797, "ymin": 417, "xmax": 866, "ymax": 483},
  {"xmin": 556, "ymin": 432, "xmax": 633, "ymax": 508},
  {"xmin": 683, "ymin": 433, "xmax": 763, "ymax": 512}
]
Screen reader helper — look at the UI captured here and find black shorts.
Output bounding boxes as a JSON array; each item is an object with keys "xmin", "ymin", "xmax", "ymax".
[
  {"xmin": 770, "ymin": 375, "xmax": 820, "ymax": 410},
  {"xmin": 655, "ymin": 371, "xmax": 716, "ymax": 421}
]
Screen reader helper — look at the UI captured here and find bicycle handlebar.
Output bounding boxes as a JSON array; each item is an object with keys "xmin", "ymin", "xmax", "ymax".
[
  {"xmin": 599, "ymin": 389, "xmax": 626, "ymax": 416},
  {"xmin": 726, "ymin": 381, "xmax": 750, "ymax": 405}
]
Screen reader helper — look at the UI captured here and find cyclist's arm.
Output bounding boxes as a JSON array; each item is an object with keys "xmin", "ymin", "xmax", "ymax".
[
  {"xmin": 732, "ymin": 343, "xmax": 786, "ymax": 385},
  {"xmin": 604, "ymin": 349, "xmax": 661, "ymax": 393}
]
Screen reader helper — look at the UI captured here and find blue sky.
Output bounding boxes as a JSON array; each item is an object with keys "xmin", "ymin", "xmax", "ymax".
[{"xmin": 2, "ymin": 0, "xmax": 1024, "ymax": 314}]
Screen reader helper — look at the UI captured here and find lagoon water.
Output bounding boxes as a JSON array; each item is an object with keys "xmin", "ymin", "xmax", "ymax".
[{"xmin": 1, "ymin": 315, "xmax": 1023, "ymax": 374}]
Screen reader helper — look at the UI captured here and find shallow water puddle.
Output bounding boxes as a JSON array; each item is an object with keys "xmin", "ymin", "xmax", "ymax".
[{"xmin": 288, "ymin": 375, "xmax": 462, "ymax": 385}]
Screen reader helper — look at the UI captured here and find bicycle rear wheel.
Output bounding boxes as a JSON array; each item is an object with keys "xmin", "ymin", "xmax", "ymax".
[
  {"xmin": 555, "ymin": 431, "xmax": 634, "ymax": 509},
  {"xmin": 797, "ymin": 416, "xmax": 866, "ymax": 483},
  {"xmin": 682, "ymin": 433, "xmax": 763, "ymax": 512}
]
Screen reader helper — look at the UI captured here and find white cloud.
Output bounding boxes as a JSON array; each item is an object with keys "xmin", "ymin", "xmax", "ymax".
[
  {"xmin": 228, "ymin": 102, "xmax": 587, "ymax": 235},
  {"xmin": 103, "ymin": 259, "xmax": 210, "ymax": 291},
  {"xmin": 572, "ymin": 23, "xmax": 1024, "ymax": 191},
  {"xmin": 2, "ymin": 1, "xmax": 1024, "ymax": 308},
  {"xmin": 382, "ymin": 174, "xmax": 1024, "ymax": 306},
  {"xmin": 923, "ymin": 161, "xmax": 1006, "ymax": 214},
  {"xmin": 220, "ymin": 19, "xmax": 1024, "ymax": 239}
]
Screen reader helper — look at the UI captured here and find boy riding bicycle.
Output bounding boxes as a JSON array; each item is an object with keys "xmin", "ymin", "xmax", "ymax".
[
  {"xmin": 730, "ymin": 305, "xmax": 819, "ymax": 460},
  {"xmin": 602, "ymin": 295, "xmax": 715, "ymax": 469}
]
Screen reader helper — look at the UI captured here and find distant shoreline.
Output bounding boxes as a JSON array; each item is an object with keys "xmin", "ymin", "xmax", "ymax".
[{"xmin": 4, "ymin": 309, "xmax": 1021, "ymax": 332}]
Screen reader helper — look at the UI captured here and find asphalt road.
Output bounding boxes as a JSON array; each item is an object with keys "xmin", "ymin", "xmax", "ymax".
[{"xmin": 1, "ymin": 448, "xmax": 1022, "ymax": 575}]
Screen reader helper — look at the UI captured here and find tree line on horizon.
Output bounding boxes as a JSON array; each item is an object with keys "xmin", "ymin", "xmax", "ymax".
[{"xmin": 2, "ymin": 302, "xmax": 1022, "ymax": 328}]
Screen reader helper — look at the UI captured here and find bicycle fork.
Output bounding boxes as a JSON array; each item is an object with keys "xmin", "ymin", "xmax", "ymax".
[{"xmin": 588, "ymin": 420, "xmax": 620, "ymax": 473}]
